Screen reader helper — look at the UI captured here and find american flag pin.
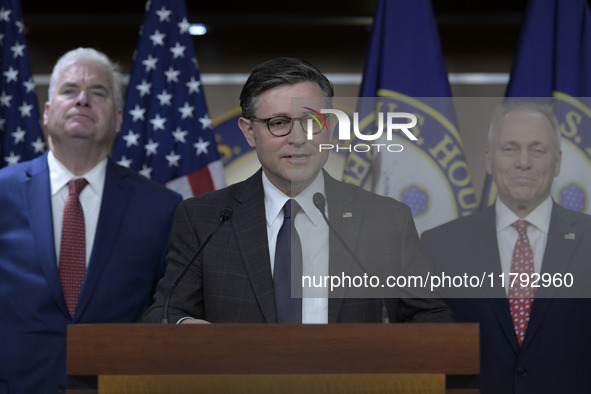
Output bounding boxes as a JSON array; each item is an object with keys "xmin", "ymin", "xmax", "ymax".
[
  {"xmin": 342, "ymin": 212, "xmax": 353, "ymax": 218},
  {"xmin": 564, "ymin": 233, "xmax": 576, "ymax": 240}
]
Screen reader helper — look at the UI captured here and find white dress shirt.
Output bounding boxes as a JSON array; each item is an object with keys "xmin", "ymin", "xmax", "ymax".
[
  {"xmin": 263, "ymin": 171, "xmax": 329, "ymax": 324},
  {"xmin": 48, "ymin": 151, "xmax": 106, "ymax": 267},
  {"xmin": 495, "ymin": 197, "xmax": 552, "ymax": 295}
]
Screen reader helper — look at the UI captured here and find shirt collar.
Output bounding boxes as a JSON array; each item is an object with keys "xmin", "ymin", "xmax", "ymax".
[
  {"xmin": 48, "ymin": 150, "xmax": 107, "ymax": 197},
  {"xmin": 495, "ymin": 196, "xmax": 553, "ymax": 234},
  {"xmin": 262, "ymin": 171, "xmax": 325, "ymax": 227}
]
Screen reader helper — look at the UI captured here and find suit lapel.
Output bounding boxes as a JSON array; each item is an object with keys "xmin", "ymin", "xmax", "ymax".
[
  {"xmin": 75, "ymin": 161, "xmax": 132, "ymax": 318},
  {"xmin": 537, "ymin": 203, "xmax": 580, "ymax": 295},
  {"xmin": 466, "ymin": 207, "xmax": 521, "ymax": 352},
  {"xmin": 231, "ymin": 170, "xmax": 277, "ymax": 322},
  {"xmin": 522, "ymin": 203, "xmax": 581, "ymax": 349},
  {"xmin": 25, "ymin": 154, "xmax": 69, "ymax": 316},
  {"xmin": 324, "ymin": 174, "xmax": 362, "ymax": 323},
  {"xmin": 464, "ymin": 207, "xmax": 505, "ymax": 296}
]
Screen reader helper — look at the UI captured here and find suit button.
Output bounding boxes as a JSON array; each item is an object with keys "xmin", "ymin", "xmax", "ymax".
[
  {"xmin": 517, "ymin": 367, "xmax": 527, "ymax": 377},
  {"xmin": 57, "ymin": 384, "xmax": 67, "ymax": 392}
]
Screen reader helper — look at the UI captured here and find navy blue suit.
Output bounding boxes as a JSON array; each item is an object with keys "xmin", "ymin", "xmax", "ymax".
[
  {"xmin": 421, "ymin": 203, "xmax": 591, "ymax": 393},
  {"xmin": 0, "ymin": 153, "xmax": 181, "ymax": 393}
]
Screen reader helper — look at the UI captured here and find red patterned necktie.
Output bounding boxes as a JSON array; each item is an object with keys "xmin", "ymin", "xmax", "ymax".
[
  {"xmin": 509, "ymin": 220, "xmax": 535, "ymax": 346},
  {"xmin": 59, "ymin": 178, "xmax": 88, "ymax": 318}
]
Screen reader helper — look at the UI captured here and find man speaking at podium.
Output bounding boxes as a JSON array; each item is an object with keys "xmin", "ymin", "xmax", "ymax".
[{"xmin": 143, "ymin": 57, "xmax": 453, "ymax": 325}]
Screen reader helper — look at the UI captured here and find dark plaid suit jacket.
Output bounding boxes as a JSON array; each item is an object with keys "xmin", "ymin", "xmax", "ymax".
[{"xmin": 143, "ymin": 169, "xmax": 453, "ymax": 324}]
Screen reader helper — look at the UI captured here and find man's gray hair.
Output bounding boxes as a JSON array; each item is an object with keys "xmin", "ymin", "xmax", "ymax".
[
  {"xmin": 487, "ymin": 100, "xmax": 562, "ymax": 156},
  {"xmin": 47, "ymin": 47, "xmax": 123, "ymax": 109}
]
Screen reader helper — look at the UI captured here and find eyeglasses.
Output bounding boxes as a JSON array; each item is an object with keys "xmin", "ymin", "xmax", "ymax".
[{"xmin": 249, "ymin": 114, "xmax": 329, "ymax": 137}]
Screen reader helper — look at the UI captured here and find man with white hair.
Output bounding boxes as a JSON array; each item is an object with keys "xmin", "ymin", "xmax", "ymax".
[
  {"xmin": 0, "ymin": 48, "xmax": 181, "ymax": 392},
  {"xmin": 421, "ymin": 101, "xmax": 591, "ymax": 393}
]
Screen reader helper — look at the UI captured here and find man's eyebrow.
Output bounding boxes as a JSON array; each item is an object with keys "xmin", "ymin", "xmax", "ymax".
[
  {"xmin": 87, "ymin": 83, "xmax": 109, "ymax": 91},
  {"xmin": 59, "ymin": 82, "xmax": 79, "ymax": 89},
  {"xmin": 59, "ymin": 82, "xmax": 108, "ymax": 91},
  {"xmin": 529, "ymin": 141, "xmax": 547, "ymax": 147},
  {"xmin": 499, "ymin": 140, "xmax": 549, "ymax": 151}
]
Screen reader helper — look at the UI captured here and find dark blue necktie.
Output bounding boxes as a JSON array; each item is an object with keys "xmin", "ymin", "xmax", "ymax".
[{"xmin": 274, "ymin": 199, "xmax": 302, "ymax": 323}]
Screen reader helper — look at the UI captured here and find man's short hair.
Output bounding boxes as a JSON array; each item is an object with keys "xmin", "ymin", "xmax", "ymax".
[
  {"xmin": 239, "ymin": 57, "xmax": 334, "ymax": 119},
  {"xmin": 48, "ymin": 47, "xmax": 123, "ymax": 110},
  {"xmin": 487, "ymin": 100, "xmax": 562, "ymax": 156}
]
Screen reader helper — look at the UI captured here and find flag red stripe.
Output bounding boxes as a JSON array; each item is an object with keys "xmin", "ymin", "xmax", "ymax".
[{"xmin": 187, "ymin": 167, "xmax": 214, "ymax": 197}]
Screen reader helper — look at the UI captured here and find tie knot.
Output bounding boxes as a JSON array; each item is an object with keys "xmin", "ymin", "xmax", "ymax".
[
  {"xmin": 512, "ymin": 219, "xmax": 529, "ymax": 235},
  {"xmin": 283, "ymin": 199, "xmax": 301, "ymax": 219},
  {"xmin": 69, "ymin": 178, "xmax": 88, "ymax": 197}
]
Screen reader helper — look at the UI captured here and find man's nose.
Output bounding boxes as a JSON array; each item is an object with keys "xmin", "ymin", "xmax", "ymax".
[
  {"xmin": 289, "ymin": 119, "xmax": 307, "ymax": 145},
  {"xmin": 76, "ymin": 90, "xmax": 89, "ymax": 107},
  {"xmin": 515, "ymin": 149, "xmax": 532, "ymax": 169}
]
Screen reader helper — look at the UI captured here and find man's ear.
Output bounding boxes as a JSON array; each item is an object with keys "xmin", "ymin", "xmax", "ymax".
[
  {"xmin": 114, "ymin": 108, "xmax": 123, "ymax": 134},
  {"xmin": 43, "ymin": 101, "xmax": 50, "ymax": 126},
  {"xmin": 554, "ymin": 150, "xmax": 562, "ymax": 177},
  {"xmin": 238, "ymin": 117, "xmax": 256, "ymax": 148},
  {"xmin": 485, "ymin": 149, "xmax": 492, "ymax": 175},
  {"xmin": 327, "ymin": 113, "xmax": 337, "ymax": 141}
]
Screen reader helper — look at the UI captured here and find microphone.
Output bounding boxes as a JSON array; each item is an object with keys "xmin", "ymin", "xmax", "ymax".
[
  {"xmin": 161, "ymin": 207, "xmax": 233, "ymax": 324},
  {"xmin": 313, "ymin": 193, "xmax": 372, "ymax": 275},
  {"xmin": 313, "ymin": 192, "xmax": 388, "ymax": 322},
  {"xmin": 312, "ymin": 192, "xmax": 326, "ymax": 214}
]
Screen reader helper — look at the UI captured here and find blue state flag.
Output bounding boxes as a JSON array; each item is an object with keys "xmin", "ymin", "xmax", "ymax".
[
  {"xmin": 0, "ymin": 0, "xmax": 45, "ymax": 169},
  {"xmin": 481, "ymin": 0, "xmax": 591, "ymax": 212},
  {"xmin": 213, "ymin": 109, "xmax": 258, "ymax": 185},
  {"xmin": 342, "ymin": 0, "xmax": 477, "ymax": 234},
  {"xmin": 112, "ymin": 0, "xmax": 226, "ymax": 199}
]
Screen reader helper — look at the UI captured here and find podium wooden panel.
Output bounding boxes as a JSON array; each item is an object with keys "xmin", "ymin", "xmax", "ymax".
[{"xmin": 67, "ymin": 323, "xmax": 478, "ymax": 393}]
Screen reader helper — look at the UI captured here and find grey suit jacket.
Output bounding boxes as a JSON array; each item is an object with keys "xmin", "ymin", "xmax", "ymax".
[
  {"xmin": 421, "ymin": 203, "xmax": 591, "ymax": 394},
  {"xmin": 143, "ymin": 169, "xmax": 453, "ymax": 324}
]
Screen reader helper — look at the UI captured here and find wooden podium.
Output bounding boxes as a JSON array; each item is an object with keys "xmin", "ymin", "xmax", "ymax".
[{"xmin": 67, "ymin": 323, "xmax": 478, "ymax": 393}]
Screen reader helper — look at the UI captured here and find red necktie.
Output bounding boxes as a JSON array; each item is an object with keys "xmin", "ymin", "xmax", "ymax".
[
  {"xmin": 509, "ymin": 220, "xmax": 535, "ymax": 346},
  {"xmin": 59, "ymin": 178, "xmax": 88, "ymax": 318}
]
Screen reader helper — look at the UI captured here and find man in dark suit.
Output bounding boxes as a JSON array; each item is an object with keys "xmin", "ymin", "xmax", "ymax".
[
  {"xmin": 421, "ymin": 101, "xmax": 591, "ymax": 393},
  {"xmin": 142, "ymin": 57, "xmax": 453, "ymax": 325},
  {"xmin": 0, "ymin": 48, "xmax": 181, "ymax": 393}
]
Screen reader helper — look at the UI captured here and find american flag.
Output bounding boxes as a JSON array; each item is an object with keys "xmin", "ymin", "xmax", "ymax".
[
  {"xmin": 0, "ymin": 0, "xmax": 45, "ymax": 169},
  {"xmin": 112, "ymin": 0, "xmax": 226, "ymax": 198}
]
